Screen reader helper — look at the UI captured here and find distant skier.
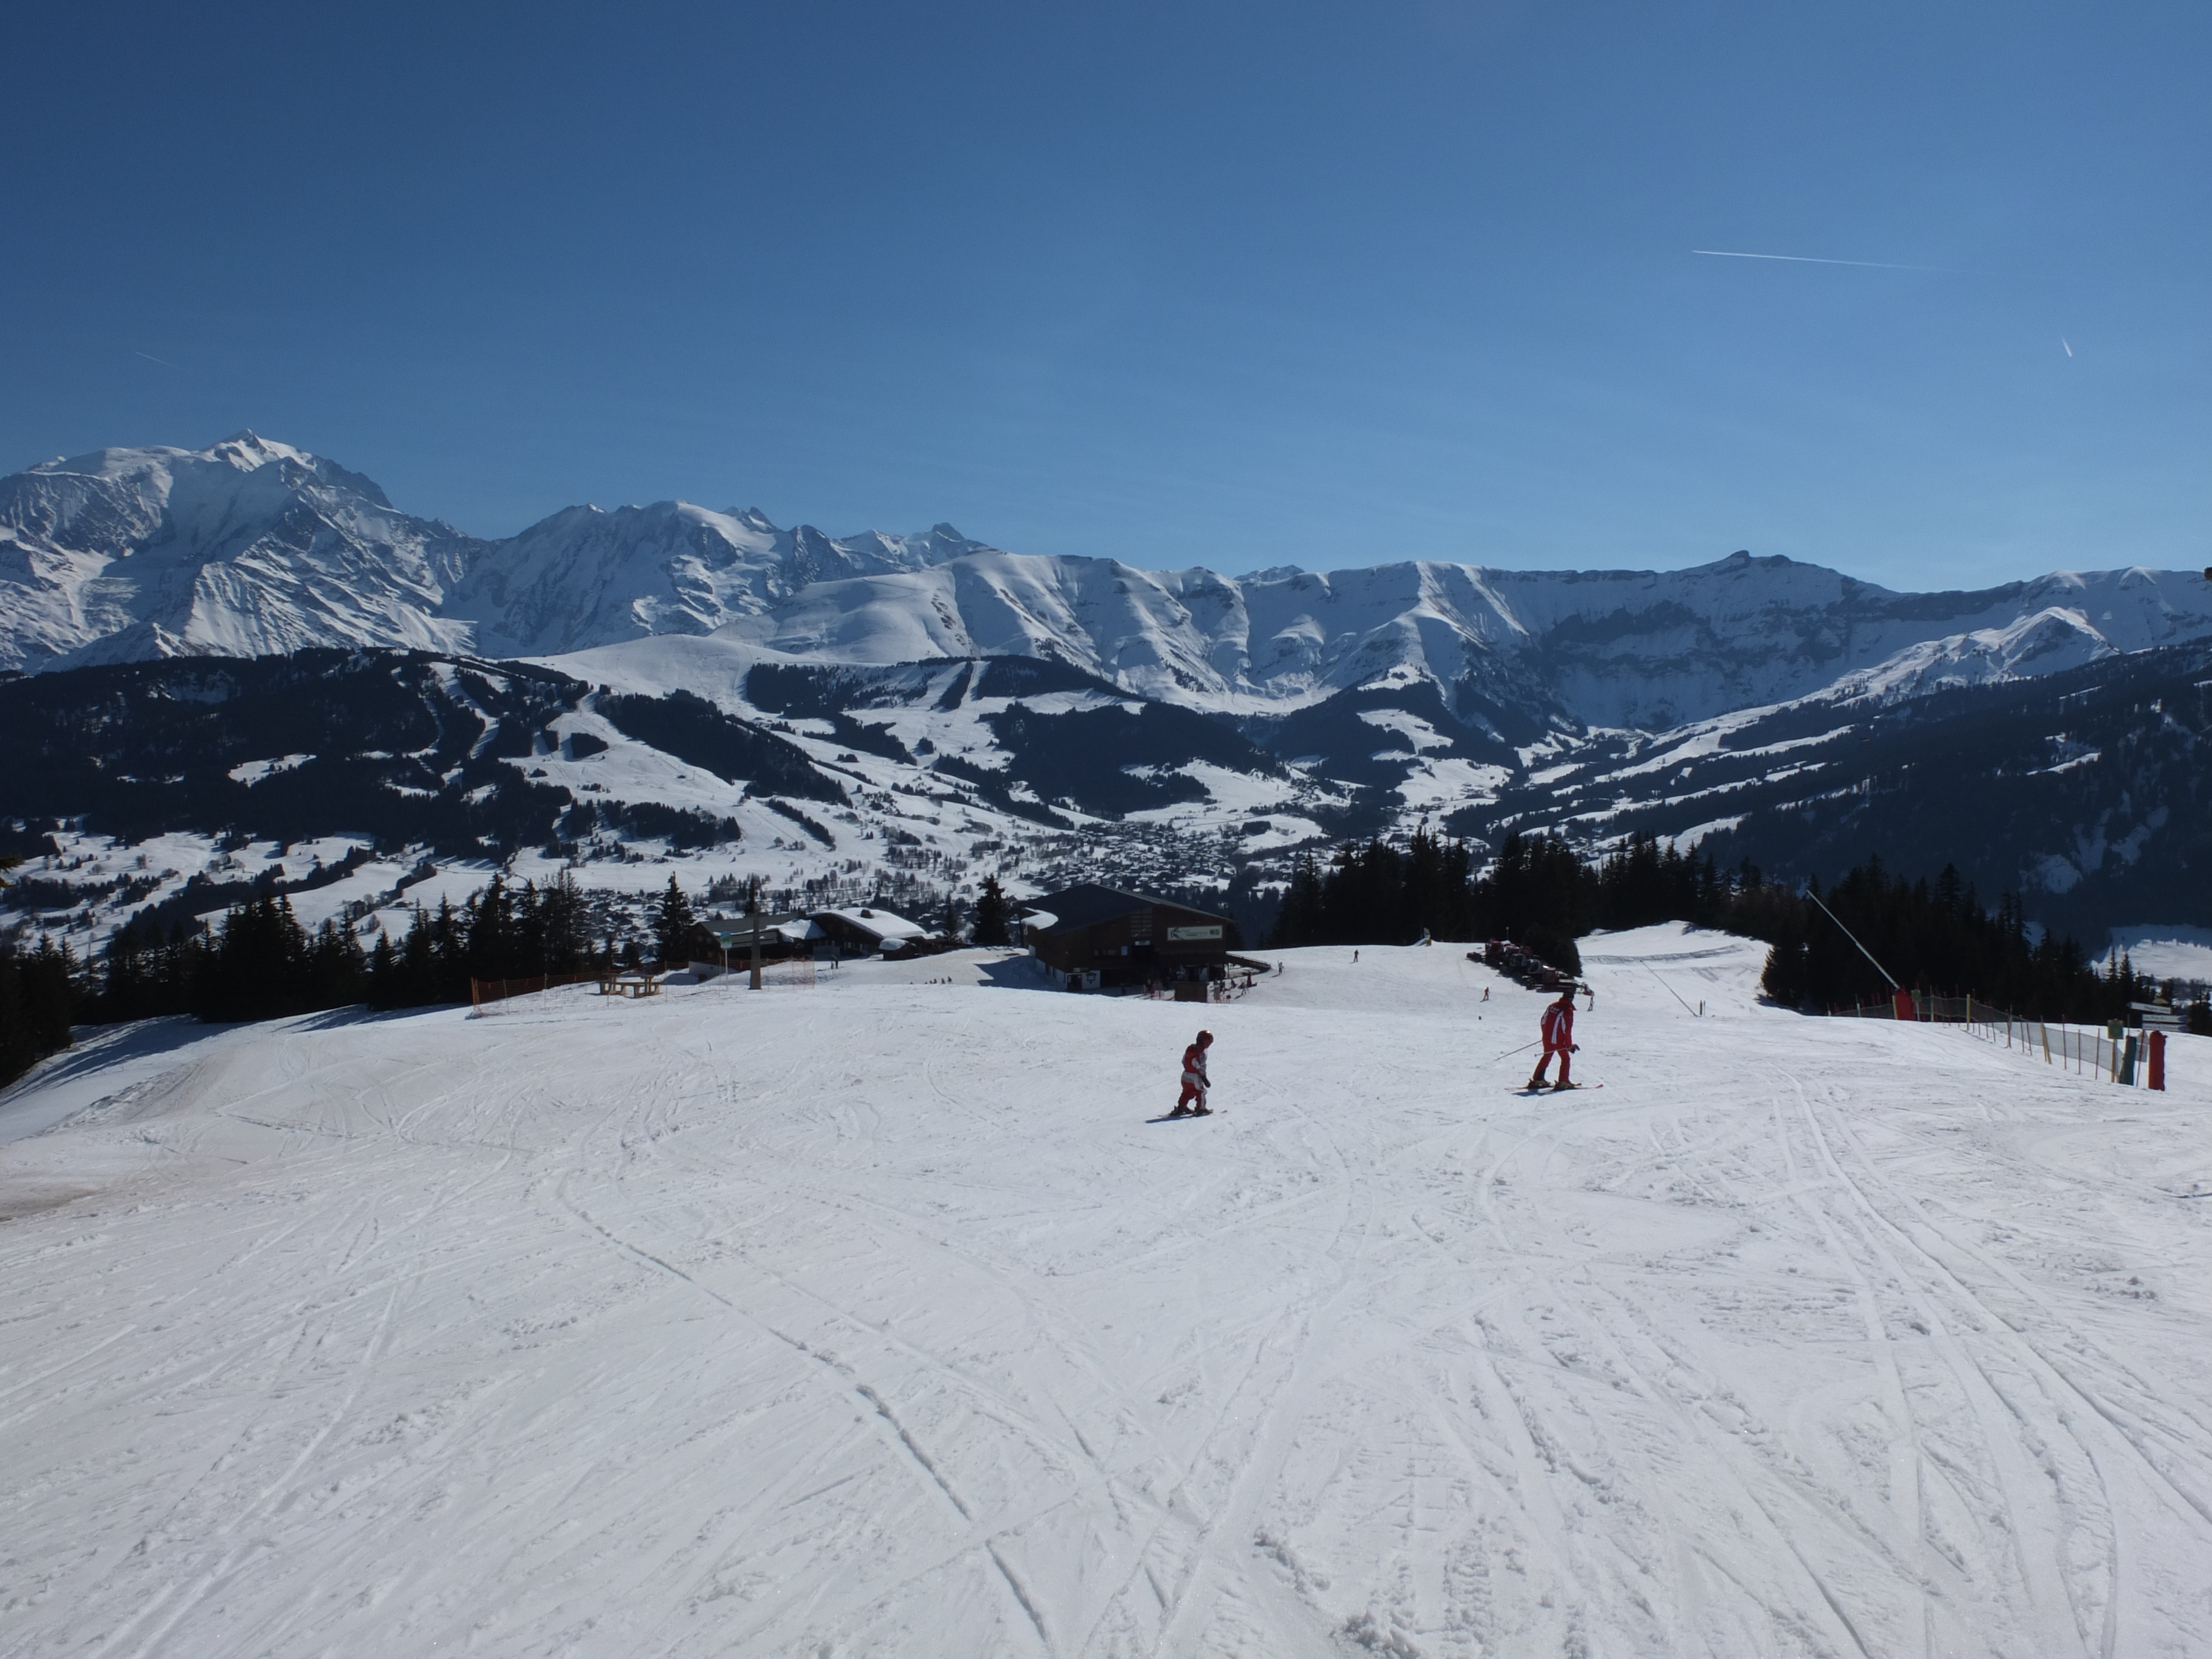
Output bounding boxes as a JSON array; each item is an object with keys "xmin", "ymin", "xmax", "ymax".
[
  {"xmin": 1481, "ymin": 987, "xmax": 1490, "ymax": 1003},
  {"xmin": 1171, "ymin": 1030, "xmax": 1214, "ymax": 1117},
  {"xmin": 1526, "ymin": 988, "xmax": 1580, "ymax": 1092}
]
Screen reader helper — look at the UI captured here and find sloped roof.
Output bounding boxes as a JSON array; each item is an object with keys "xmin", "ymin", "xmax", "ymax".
[
  {"xmin": 816, "ymin": 906, "xmax": 927, "ymax": 941},
  {"xmin": 1022, "ymin": 883, "xmax": 1227, "ymax": 934}
]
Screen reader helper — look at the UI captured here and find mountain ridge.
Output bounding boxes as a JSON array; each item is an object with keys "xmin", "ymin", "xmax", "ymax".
[
  {"xmin": 0, "ymin": 436, "xmax": 1000, "ymax": 676},
  {"xmin": 6, "ymin": 435, "xmax": 2209, "ymax": 740}
]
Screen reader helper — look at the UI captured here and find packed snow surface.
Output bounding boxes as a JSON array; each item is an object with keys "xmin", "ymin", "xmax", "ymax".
[{"xmin": 4, "ymin": 927, "xmax": 2210, "ymax": 1656}]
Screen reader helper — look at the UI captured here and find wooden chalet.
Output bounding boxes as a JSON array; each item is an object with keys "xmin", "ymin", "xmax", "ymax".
[
  {"xmin": 1021, "ymin": 884, "xmax": 1235, "ymax": 992},
  {"xmin": 699, "ymin": 906, "xmax": 931, "ymax": 966}
]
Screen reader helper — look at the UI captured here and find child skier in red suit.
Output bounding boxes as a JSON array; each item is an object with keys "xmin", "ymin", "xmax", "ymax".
[
  {"xmin": 1171, "ymin": 1030, "xmax": 1214, "ymax": 1117},
  {"xmin": 1527, "ymin": 989, "xmax": 1579, "ymax": 1091}
]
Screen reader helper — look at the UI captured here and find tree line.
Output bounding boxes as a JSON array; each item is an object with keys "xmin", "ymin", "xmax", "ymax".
[
  {"xmin": 0, "ymin": 935, "xmax": 77, "ymax": 1089},
  {"xmin": 1755, "ymin": 857, "xmax": 2175, "ymax": 1022},
  {"xmin": 6, "ymin": 833, "xmax": 2201, "ymax": 1094},
  {"xmin": 2, "ymin": 868, "xmax": 1029, "ymax": 1087},
  {"xmin": 1, "ymin": 854, "xmax": 79, "ymax": 1087},
  {"xmin": 93, "ymin": 872, "xmax": 645, "ymax": 1026},
  {"xmin": 1268, "ymin": 828, "xmax": 1796, "ymax": 975},
  {"xmin": 1267, "ymin": 828, "xmax": 2202, "ymax": 1026}
]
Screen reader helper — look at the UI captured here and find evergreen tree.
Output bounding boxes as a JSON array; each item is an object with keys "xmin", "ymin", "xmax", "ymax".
[
  {"xmin": 195, "ymin": 896, "xmax": 311, "ymax": 1022},
  {"xmin": 512, "ymin": 879, "xmax": 546, "ymax": 973},
  {"xmin": 93, "ymin": 907, "xmax": 213, "ymax": 1023},
  {"xmin": 364, "ymin": 870, "xmax": 599, "ymax": 1006},
  {"xmin": 535, "ymin": 870, "xmax": 590, "ymax": 975},
  {"xmin": 971, "ymin": 875, "xmax": 1011, "ymax": 945},
  {"xmin": 1593, "ymin": 832, "xmax": 1711, "ymax": 931},
  {"xmin": 1267, "ymin": 830, "xmax": 1483, "ymax": 948},
  {"xmin": 100, "ymin": 926, "xmax": 145, "ymax": 1017},
  {"xmin": 368, "ymin": 898, "xmax": 465, "ymax": 1009},
  {"xmin": 0, "ymin": 933, "xmax": 79, "ymax": 1087},
  {"xmin": 301, "ymin": 917, "xmax": 368, "ymax": 1010},
  {"xmin": 652, "ymin": 875, "xmax": 696, "ymax": 967},
  {"xmin": 369, "ymin": 928, "xmax": 398, "ymax": 994},
  {"xmin": 466, "ymin": 875, "xmax": 518, "ymax": 983},
  {"xmin": 1266, "ymin": 853, "xmax": 1327, "ymax": 947},
  {"xmin": 1480, "ymin": 833, "xmax": 1597, "ymax": 946}
]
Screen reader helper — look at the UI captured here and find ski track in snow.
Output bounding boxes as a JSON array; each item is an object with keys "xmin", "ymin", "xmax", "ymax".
[{"xmin": 2, "ymin": 926, "xmax": 2210, "ymax": 1657}]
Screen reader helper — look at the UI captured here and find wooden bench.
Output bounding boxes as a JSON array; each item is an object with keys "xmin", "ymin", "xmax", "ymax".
[{"xmin": 597, "ymin": 973, "xmax": 662, "ymax": 999}]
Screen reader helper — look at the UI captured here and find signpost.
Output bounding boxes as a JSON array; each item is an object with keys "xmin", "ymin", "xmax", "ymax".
[{"xmin": 707, "ymin": 907, "xmax": 815, "ymax": 992}]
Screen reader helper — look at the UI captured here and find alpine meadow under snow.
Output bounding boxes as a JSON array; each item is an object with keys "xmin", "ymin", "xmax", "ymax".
[{"xmin": 4, "ymin": 930, "xmax": 2211, "ymax": 1656}]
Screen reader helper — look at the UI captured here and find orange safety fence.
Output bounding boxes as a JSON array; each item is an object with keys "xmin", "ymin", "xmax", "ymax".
[{"xmin": 1832, "ymin": 989, "xmax": 2172, "ymax": 1090}]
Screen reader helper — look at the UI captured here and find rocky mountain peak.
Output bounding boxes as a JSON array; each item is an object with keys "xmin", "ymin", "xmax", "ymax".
[{"xmin": 4, "ymin": 436, "xmax": 2212, "ymax": 737}]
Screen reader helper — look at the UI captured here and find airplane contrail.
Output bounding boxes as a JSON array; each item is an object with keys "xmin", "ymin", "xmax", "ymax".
[
  {"xmin": 1692, "ymin": 248, "xmax": 1957, "ymax": 273},
  {"xmin": 134, "ymin": 350, "xmax": 184, "ymax": 369},
  {"xmin": 2062, "ymin": 337, "xmax": 2074, "ymax": 357}
]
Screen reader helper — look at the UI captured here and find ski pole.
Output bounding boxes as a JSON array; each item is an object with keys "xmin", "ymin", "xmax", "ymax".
[{"xmin": 1485, "ymin": 1040, "xmax": 1540, "ymax": 1065}]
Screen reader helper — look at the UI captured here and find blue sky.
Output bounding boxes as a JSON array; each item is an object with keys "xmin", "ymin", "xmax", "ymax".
[{"xmin": 4, "ymin": 2, "xmax": 2204, "ymax": 587}]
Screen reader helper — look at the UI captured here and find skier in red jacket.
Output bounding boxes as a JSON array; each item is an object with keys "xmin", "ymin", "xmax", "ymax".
[
  {"xmin": 1170, "ymin": 1030, "xmax": 1214, "ymax": 1117},
  {"xmin": 1526, "ymin": 989, "xmax": 1579, "ymax": 1091}
]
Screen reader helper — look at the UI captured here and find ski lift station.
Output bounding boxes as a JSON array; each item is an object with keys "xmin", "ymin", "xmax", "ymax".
[{"xmin": 1019, "ymin": 883, "xmax": 1235, "ymax": 992}]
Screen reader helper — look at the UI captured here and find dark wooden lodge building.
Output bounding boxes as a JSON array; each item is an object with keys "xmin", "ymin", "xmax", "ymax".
[{"xmin": 1021, "ymin": 884, "xmax": 1235, "ymax": 993}]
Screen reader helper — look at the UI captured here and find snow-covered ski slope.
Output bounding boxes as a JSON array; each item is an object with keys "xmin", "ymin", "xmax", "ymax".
[{"xmin": 3, "ymin": 926, "xmax": 2209, "ymax": 1658}]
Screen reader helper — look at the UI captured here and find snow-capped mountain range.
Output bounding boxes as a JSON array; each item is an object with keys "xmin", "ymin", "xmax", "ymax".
[
  {"xmin": 5, "ymin": 433, "xmax": 2209, "ymax": 955},
  {"xmin": 1, "ymin": 435, "xmax": 478, "ymax": 667},
  {"xmin": 0, "ymin": 435, "xmax": 993, "ymax": 674},
  {"xmin": 7, "ymin": 435, "xmax": 2209, "ymax": 731}
]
